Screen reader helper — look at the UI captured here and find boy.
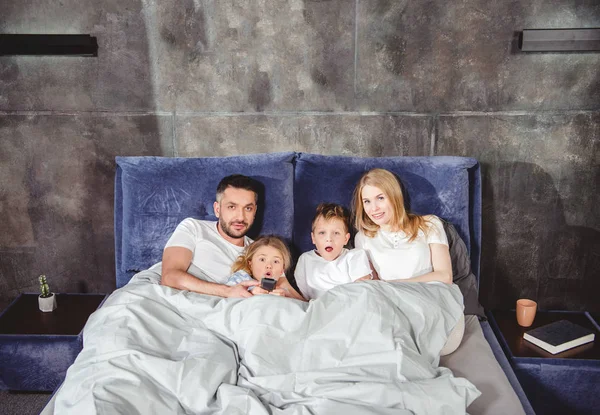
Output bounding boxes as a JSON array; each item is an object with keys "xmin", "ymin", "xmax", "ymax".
[{"xmin": 295, "ymin": 203, "xmax": 373, "ymax": 300}]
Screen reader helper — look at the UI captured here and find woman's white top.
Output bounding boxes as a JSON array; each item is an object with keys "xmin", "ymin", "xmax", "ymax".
[
  {"xmin": 354, "ymin": 215, "xmax": 448, "ymax": 281},
  {"xmin": 294, "ymin": 248, "xmax": 372, "ymax": 300}
]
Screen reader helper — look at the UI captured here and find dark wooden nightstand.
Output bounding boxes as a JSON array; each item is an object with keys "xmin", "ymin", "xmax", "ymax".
[
  {"xmin": 0, "ymin": 293, "xmax": 106, "ymax": 392},
  {"xmin": 489, "ymin": 310, "xmax": 600, "ymax": 415}
]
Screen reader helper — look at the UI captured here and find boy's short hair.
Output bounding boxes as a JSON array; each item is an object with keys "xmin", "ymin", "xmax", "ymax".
[
  {"xmin": 311, "ymin": 203, "xmax": 350, "ymax": 233},
  {"xmin": 216, "ymin": 174, "xmax": 260, "ymax": 202}
]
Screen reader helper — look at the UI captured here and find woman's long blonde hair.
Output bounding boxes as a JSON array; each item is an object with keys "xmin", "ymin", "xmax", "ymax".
[
  {"xmin": 352, "ymin": 168, "xmax": 428, "ymax": 241},
  {"xmin": 231, "ymin": 235, "xmax": 292, "ymax": 276}
]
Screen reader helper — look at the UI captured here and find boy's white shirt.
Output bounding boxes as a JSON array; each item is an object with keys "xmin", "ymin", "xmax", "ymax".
[{"xmin": 294, "ymin": 248, "xmax": 372, "ymax": 300}]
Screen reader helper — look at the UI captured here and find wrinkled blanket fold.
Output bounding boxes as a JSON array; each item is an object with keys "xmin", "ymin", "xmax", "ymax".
[{"xmin": 53, "ymin": 267, "xmax": 480, "ymax": 414}]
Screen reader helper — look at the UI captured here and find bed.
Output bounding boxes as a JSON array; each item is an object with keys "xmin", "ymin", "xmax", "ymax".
[{"xmin": 41, "ymin": 152, "xmax": 535, "ymax": 414}]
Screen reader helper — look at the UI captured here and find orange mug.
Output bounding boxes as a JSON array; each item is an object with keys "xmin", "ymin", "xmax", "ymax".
[{"xmin": 516, "ymin": 299, "xmax": 537, "ymax": 327}]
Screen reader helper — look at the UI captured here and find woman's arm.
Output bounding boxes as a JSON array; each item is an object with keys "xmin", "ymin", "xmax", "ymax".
[
  {"xmin": 355, "ymin": 274, "xmax": 373, "ymax": 281},
  {"xmin": 368, "ymin": 258, "xmax": 380, "ymax": 280},
  {"xmin": 388, "ymin": 243, "xmax": 452, "ymax": 284},
  {"xmin": 353, "ymin": 255, "xmax": 376, "ymax": 281},
  {"xmin": 273, "ymin": 276, "xmax": 307, "ymax": 301}
]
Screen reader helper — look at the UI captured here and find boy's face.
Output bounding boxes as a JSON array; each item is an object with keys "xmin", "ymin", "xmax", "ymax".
[
  {"xmin": 311, "ymin": 217, "xmax": 350, "ymax": 261},
  {"xmin": 249, "ymin": 245, "xmax": 285, "ymax": 280}
]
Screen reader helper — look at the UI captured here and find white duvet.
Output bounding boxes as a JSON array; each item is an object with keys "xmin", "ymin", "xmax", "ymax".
[{"xmin": 51, "ymin": 268, "xmax": 480, "ymax": 414}]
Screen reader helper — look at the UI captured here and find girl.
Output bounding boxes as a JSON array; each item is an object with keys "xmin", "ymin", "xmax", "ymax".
[
  {"xmin": 226, "ymin": 235, "xmax": 306, "ymax": 301},
  {"xmin": 352, "ymin": 168, "xmax": 452, "ymax": 284}
]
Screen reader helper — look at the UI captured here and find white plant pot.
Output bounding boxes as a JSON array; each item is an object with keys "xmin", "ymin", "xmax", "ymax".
[{"xmin": 38, "ymin": 293, "xmax": 57, "ymax": 312}]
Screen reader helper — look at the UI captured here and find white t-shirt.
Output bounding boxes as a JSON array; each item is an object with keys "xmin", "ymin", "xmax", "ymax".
[
  {"xmin": 294, "ymin": 248, "xmax": 372, "ymax": 300},
  {"xmin": 354, "ymin": 215, "xmax": 448, "ymax": 281},
  {"xmin": 164, "ymin": 218, "xmax": 252, "ymax": 284}
]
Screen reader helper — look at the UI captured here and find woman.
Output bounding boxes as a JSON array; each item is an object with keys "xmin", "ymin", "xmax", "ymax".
[
  {"xmin": 353, "ymin": 168, "xmax": 463, "ymax": 355},
  {"xmin": 353, "ymin": 168, "xmax": 452, "ymax": 284}
]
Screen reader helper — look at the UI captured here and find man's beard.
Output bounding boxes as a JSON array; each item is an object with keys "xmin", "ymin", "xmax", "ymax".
[{"xmin": 219, "ymin": 218, "xmax": 249, "ymax": 239}]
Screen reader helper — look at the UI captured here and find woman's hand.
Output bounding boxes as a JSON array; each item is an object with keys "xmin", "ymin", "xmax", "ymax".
[{"xmin": 372, "ymin": 268, "xmax": 380, "ymax": 280}]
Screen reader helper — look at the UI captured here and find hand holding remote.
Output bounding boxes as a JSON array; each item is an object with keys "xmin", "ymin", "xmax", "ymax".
[{"xmin": 260, "ymin": 277, "xmax": 277, "ymax": 291}]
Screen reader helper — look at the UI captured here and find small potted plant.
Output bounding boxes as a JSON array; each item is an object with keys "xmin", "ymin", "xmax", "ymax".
[{"xmin": 38, "ymin": 274, "xmax": 57, "ymax": 312}]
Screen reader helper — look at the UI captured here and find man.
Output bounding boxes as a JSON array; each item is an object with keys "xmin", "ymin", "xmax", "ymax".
[{"xmin": 160, "ymin": 174, "xmax": 265, "ymax": 298}]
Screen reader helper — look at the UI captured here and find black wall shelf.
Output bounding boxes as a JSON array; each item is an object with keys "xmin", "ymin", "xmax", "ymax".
[
  {"xmin": 519, "ymin": 28, "xmax": 600, "ymax": 52},
  {"xmin": 0, "ymin": 34, "xmax": 98, "ymax": 57}
]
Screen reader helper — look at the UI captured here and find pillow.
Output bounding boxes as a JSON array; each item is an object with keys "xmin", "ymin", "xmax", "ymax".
[
  {"xmin": 440, "ymin": 314, "xmax": 465, "ymax": 356},
  {"xmin": 115, "ymin": 153, "xmax": 296, "ymax": 288},
  {"xmin": 293, "ymin": 153, "xmax": 476, "ymax": 256},
  {"xmin": 442, "ymin": 220, "xmax": 486, "ymax": 319}
]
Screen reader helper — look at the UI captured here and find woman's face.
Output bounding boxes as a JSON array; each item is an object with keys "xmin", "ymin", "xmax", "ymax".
[
  {"xmin": 249, "ymin": 245, "xmax": 285, "ymax": 279},
  {"xmin": 361, "ymin": 184, "xmax": 394, "ymax": 229}
]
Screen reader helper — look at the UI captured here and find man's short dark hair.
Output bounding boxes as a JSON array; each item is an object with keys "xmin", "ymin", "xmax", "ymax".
[{"xmin": 216, "ymin": 174, "xmax": 260, "ymax": 202}]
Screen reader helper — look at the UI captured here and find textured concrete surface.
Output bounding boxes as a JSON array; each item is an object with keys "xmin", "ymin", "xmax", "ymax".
[
  {"xmin": 0, "ymin": 115, "xmax": 173, "ymax": 308},
  {"xmin": 152, "ymin": 0, "xmax": 355, "ymax": 111},
  {"xmin": 437, "ymin": 113, "xmax": 600, "ymax": 311},
  {"xmin": 356, "ymin": 0, "xmax": 600, "ymax": 112},
  {"xmin": 0, "ymin": 0, "xmax": 598, "ymax": 313},
  {"xmin": 176, "ymin": 114, "xmax": 431, "ymax": 156},
  {"xmin": 0, "ymin": 0, "xmax": 155, "ymax": 111}
]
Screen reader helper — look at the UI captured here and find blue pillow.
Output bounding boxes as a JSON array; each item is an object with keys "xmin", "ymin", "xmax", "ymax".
[
  {"xmin": 443, "ymin": 220, "xmax": 485, "ymax": 318},
  {"xmin": 292, "ymin": 153, "xmax": 481, "ymax": 280},
  {"xmin": 115, "ymin": 152, "xmax": 295, "ymax": 288}
]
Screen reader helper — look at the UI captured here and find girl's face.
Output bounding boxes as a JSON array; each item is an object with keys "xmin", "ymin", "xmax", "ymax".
[
  {"xmin": 249, "ymin": 245, "xmax": 285, "ymax": 279},
  {"xmin": 361, "ymin": 184, "xmax": 394, "ymax": 229}
]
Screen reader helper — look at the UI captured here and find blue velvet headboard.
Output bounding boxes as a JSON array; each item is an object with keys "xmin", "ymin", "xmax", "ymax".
[
  {"xmin": 114, "ymin": 153, "xmax": 481, "ymax": 289},
  {"xmin": 114, "ymin": 153, "xmax": 296, "ymax": 288}
]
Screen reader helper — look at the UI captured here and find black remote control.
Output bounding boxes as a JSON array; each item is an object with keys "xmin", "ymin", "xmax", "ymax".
[{"xmin": 260, "ymin": 277, "xmax": 277, "ymax": 291}]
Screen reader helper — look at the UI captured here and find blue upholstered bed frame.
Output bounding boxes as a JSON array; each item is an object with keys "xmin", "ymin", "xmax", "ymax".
[
  {"xmin": 115, "ymin": 152, "xmax": 481, "ymax": 288},
  {"xmin": 112, "ymin": 152, "xmax": 533, "ymax": 413}
]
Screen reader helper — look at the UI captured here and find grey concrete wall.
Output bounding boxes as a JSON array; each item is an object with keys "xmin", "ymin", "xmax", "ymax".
[{"xmin": 0, "ymin": 0, "xmax": 598, "ymax": 312}]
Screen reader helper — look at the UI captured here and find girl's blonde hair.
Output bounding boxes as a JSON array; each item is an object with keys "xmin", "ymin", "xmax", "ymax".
[
  {"xmin": 231, "ymin": 235, "xmax": 292, "ymax": 276},
  {"xmin": 352, "ymin": 168, "xmax": 428, "ymax": 241}
]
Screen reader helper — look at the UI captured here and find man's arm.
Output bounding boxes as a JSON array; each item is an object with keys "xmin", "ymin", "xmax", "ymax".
[{"xmin": 161, "ymin": 247, "xmax": 257, "ymax": 298}]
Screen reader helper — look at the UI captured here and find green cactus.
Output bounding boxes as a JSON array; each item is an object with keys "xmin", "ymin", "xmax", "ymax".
[{"xmin": 39, "ymin": 275, "xmax": 51, "ymax": 298}]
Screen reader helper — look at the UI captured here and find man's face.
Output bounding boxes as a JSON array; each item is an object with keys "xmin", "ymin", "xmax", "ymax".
[{"xmin": 214, "ymin": 187, "xmax": 257, "ymax": 244}]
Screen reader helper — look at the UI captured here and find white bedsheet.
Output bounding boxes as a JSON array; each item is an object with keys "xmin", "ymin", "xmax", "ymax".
[{"xmin": 51, "ymin": 268, "xmax": 480, "ymax": 414}]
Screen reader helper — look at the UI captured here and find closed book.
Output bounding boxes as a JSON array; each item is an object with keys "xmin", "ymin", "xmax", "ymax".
[
  {"xmin": 523, "ymin": 319, "xmax": 595, "ymax": 355},
  {"xmin": 523, "ymin": 338, "xmax": 595, "ymax": 358}
]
